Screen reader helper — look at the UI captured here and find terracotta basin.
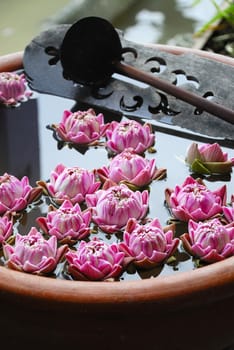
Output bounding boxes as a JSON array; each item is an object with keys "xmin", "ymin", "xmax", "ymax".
[{"xmin": 0, "ymin": 49, "xmax": 234, "ymax": 350}]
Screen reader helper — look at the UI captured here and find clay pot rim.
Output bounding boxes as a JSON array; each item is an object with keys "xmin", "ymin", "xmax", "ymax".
[
  {"xmin": 1, "ymin": 256, "xmax": 234, "ymax": 306},
  {"xmin": 0, "ymin": 49, "xmax": 234, "ymax": 308}
]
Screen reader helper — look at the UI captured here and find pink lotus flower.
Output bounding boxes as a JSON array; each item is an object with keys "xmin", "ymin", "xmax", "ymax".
[
  {"xmin": 66, "ymin": 237, "xmax": 125, "ymax": 281},
  {"xmin": 97, "ymin": 148, "xmax": 166, "ymax": 189},
  {"xmin": 36, "ymin": 200, "xmax": 91, "ymax": 245},
  {"xmin": 0, "ymin": 173, "xmax": 42, "ymax": 215},
  {"xmin": 180, "ymin": 218, "xmax": 234, "ymax": 263},
  {"xmin": 86, "ymin": 184, "xmax": 149, "ymax": 233},
  {"xmin": 37, "ymin": 163, "xmax": 101, "ymax": 205},
  {"xmin": 0, "ymin": 72, "xmax": 31, "ymax": 106},
  {"xmin": 54, "ymin": 108, "xmax": 109, "ymax": 145},
  {"xmin": 0, "ymin": 216, "xmax": 13, "ymax": 245},
  {"xmin": 165, "ymin": 176, "xmax": 226, "ymax": 222},
  {"xmin": 119, "ymin": 218, "xmax": 179, "ymax": 269},
  {"xmin": 223, "ymin": 203, "xmax": 234, "ymax": 223},
  {"xmin": 3, "ymin": 227, "xmax": 67, "ymax": 274},
  {"xmin": 185, "ymin": 142, "xmax": 234, "ymax": 174},
  {"xmin": 105, "ymin": 120, "xmax": 155, "ymax": 154}
]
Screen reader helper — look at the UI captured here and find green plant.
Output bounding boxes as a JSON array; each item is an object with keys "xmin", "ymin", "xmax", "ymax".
[{"xmin": 193, "ymin": 0, "xmax": 234, "ymax": 35}]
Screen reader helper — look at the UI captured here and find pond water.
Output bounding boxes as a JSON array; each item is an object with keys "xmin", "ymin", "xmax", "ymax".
[
  {"xmin": 114, "ymin": 0, "xmax": 223, "ymax": 46},
  {"xmin": 0, "ymin": 88, "xmax": 233, "ymax": 281},
  {"xmin": 0, "ymin": 0, "xmax": 223, "ymax": 55}
]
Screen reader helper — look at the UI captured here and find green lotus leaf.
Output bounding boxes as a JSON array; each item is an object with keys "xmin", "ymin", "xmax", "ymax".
[
  {"xmin": 203, "ymin": 161, "xmax": 233, "ymax": 174},
  {"xmin": 190, "ymin": 159, "xmax": 211, "ymax": 174}
]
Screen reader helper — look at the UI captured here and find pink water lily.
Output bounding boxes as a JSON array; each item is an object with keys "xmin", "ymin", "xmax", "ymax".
[
  {"xmin": 37, "ymin": 163, "xmax": 101, "ymax": 205},
  {"xmin": 53, "ymin": 108, "xmax": 109, "ymax": 145},
  {"xmin": 97, "ymin": 148, "xmax": 166, "ymax": 189},
  {"xmin": 86, "ymin": 184, "xmax": 149, "ymax": 233},
  {"xmin": 181, "ymin": 218, "xmax": 234, "ymax": 263},
  {"xmin": 3, "ymin": 227, "xmax": 67, "ymax": 274},
  {"xmin": 0, "ymin": 72, "xmax": 32, "ymax": 106},
  {"xmin": 66, "ymin": 237, "xmax": 125, "ymax": 281},
  {"xmin": 119, "ymin": 218, "xmax": 179, "ymax": 269},
  {"xmin": 165, "ymin": 176, "xmax": 226, "ymax": 222},
  {"xmin": 105, "ymin": 120, "xmax": 155, "ymax": 154},
  {"xmin": 185, "ymin": 142, "xmax": 234, "ymax": 174},
  {"xmin": 0, "ymin": 216, "xmax": 13, "ymax": 245},
  {"xmin": 0, "ymin": 173, "xmax": 42, "ymax": 215},
  {"xmin": 36, "ymin": 199, "xmax": 91, "ymax": 245}
]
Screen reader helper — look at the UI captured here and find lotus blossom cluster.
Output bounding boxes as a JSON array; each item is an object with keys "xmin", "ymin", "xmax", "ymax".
[
  {"xmin": 0, "ymin": 172, "xmax": 42, "ymax": 215},
  {"xmin": 0, "ymin": 72, "xmax": 32, "ymax": 106},
  {"xmin": 37, "ymin": 163, "xmax": 101, "ymax": 205},
  {"xmin": 181, "ymin": 218, "xmax": 234, "ymax": 263},
  {"xmin": 185, "ymin": 142, "xmax": 234, "ymax": 175},
  {"xmin": 1, "ymin": 99, "xmax": 234, "ymax": 281},
  {"xmin": 86, "ymin": 183, "xmax": 149, "ymax": 234},
  {"xmin": 119, "ymin": 218, "xmax": 179, "ymax": 269},
  {"xmin": 36, "ymin": 200, "xmax": 91, "ymax": 245},
  {"xmin": 97, "ymin": 148, "xmax": 166, "ymax": 189},
  {"xmin": 165, "ymin": 176, "xmax": 227, "ymax": 222},
  {"xmin": 105, "ymin": 120, "xmax": 155, "ymax": 154},
  {"xmin": 66, "ymin": 237, "xmax": 126, "ymax": 281},
  {"xmin": 49, "ymin": 111, "xmax": 155, "ymax": 154},
  {"xmin": 3, "ymin": 227, "xmax": 67, "ymax": 274},
  {"xmin": 53, "ymin": 108, "xmax": 109, "ymax": 145}
]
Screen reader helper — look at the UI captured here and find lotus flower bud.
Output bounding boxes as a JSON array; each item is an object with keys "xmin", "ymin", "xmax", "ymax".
[
  {"xmin": 86, "ymin": 184, "xmax": 149, "ymax": 234},
  {"xmin": 97, "ymin": 148, "xmax": 165, "ymax": 189},
  {"xmin": 0, "ymin": 172, "xmax": 42, "ymax": 215},
  {"xmin": 165, "ymin": 176, "xmax": 226, "ymax": 222},
  {"xmin": 181, "ymin": 218, "xmax": 234, "ymax": 263},
  {"xmin": 3, "ymin": 227, "xmax": 67, "ymax": 274},
  {"xmin": 36, "ymin": 199, "xmax": 91, "ymax": 245},
  {"xmin": 223, "ymin": 202, "xmax": 234, "ymax": 224},
  {"xmin": 185, "ymin": 142, "xmax": 234, "ymax": 174},
  {"xmin": 119, "ymin": 218, "xmax": 179, "ymax": 269},
  {"xmin": 0, "ymin": 216, "xmax": 13, "ymax": 245},
  {"xmin": 105, "ymin": 120, "xmax": 155, "ymax": 154},
  {"xmin": 37, "ymin": 163, "xmax": 101, "ymax": 205},
  {"xmin": 0, "ymin": 72, "xmax": 32, "ymax": 106},
  {"xmin": 54, "ymin": 108, "xmax": 109, "ymax": 145},
  {"xmin": 66, "ymin": 237, "xmax": 125, "ymax": 280}
]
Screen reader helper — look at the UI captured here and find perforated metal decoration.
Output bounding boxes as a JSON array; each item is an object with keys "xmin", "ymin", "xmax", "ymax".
[{"xmin": 23, "ymin": 24, "xmax": 234, "ymax": 143}]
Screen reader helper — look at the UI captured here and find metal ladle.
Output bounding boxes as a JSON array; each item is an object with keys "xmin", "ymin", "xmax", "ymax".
[{"xmin": 60, "ymin": 16, "xmax": 234, "ymax": 125}]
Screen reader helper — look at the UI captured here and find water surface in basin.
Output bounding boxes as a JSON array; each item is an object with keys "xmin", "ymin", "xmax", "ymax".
[{"xmin": 0, "ymin": 90, "xmax": 233, "ymax": 281}]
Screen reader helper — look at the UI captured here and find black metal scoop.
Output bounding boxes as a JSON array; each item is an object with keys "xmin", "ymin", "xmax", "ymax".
[
  {"xmin": 60, "ymin": 16, "xmax": 122, "ymax": 85},
  {"xmin": 23, "ymin": 18, "xmax": 234, "ymax": 140},
  {"xmin": 59, "ymin": 16, "xmax": 234, "ymax": 125}
]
